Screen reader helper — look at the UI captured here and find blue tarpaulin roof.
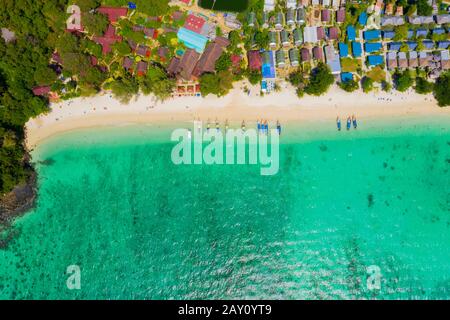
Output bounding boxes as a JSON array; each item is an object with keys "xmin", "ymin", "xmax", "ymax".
[
  {"xmin": 416, "ymin": 29, "xmax": 428, "ymax": 37},
  {"xmin": 363, "ymin": 29, "xmax": 381, "ymax": 41},
  {"xmin": 365, "ymin": 42, "xmax": 382, "ymax": 53},
  {"xmin": 367, "ymin": 55, "xmax": 383, "ymax": 66},
  {"xmin": 177, "ymin": 27, "xmax": 208, "ymax": 53},
  {"xmin": 358, "ymin": 12, "xmax": 368, "ymax": 26},
  {"xmin": 383, "ymin": 31, "xmax": 395, "ymax": 39},
  {"xmin": 339, "ymin": 43, "xmax": 348, "ymax": 57},
  {"xmin": 407, "ymin": 41, "xmax": 417, "ymax": 50},
  {"xmin": 341, "ymin": 72, "xmax": 353, "ymax": 82},
  {"xmin": 388, "ymin": 42, "xmax": 402, "ymax": 51},
  {"xmin": 262, "ymin": 51, "xmax": 276, "ymax": 79},
  {"xmin": 352, "ymin": 41, "xmax": 362, "ymax": 57},
  {"xmin": 438, "ymin": 41, "xmax": 450, "ymax": 49},
  {"xmin": 347, "ymin": 26, "xmax": 356, "ymax": 41}
]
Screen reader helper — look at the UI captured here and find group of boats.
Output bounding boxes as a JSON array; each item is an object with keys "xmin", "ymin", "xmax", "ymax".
[
  {"xmin": 336, "ymin": 115, "xmax": 358, "ymax": 131},
  {"xmin": 199, "ymin": 119, "xmax": 282, "ymax": 135}
]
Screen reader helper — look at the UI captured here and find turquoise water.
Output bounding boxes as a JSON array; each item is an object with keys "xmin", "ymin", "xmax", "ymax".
[{"xmin": 1, "ymin": 117, "xmax": 449, "ymax": 299}]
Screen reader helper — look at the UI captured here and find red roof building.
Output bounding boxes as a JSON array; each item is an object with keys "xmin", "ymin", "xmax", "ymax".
[
  {"xmin": 184, "ymin": 14, "xmax": 206, "ymax": 34},
  {"xmin": 97, "ymin": 7, "xmax": 128, "ymax": 23},
  {"xmin": 92, "ymin": 7, "xmax": 127, "ymax": 55},
  {"xmin": 137, "ymin": 61, "xmax": 148, "ymax": 76},
  {"xmin": 32, "ymin": 86, "xmax": 51, "ymax": 96},
  {"xmin": 247, "ymin": 50, "xmax": 262, "ymax": 71}
]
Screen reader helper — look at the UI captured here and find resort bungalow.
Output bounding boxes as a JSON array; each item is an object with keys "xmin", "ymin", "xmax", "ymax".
[
  {"xmin": 435, "ymin": 14, "xmax": 450, "ymax": 24},
  {"xmin": 423, "ymin": 40, "xmax": 435, "ymax": 50},
  {"xmin": 287, "ymin": 0, "xmax": 297, "ymax": 9},
  {"xmin": 381, "ymin": 16, "xmax": 405, "ymax": 27},
  {"xmin": 367, "ymin": 55, "xmax": 384, "ymax": 67},
  {"xmin": 383, "ymin": 30, "xmax": 395, "ymax": 40},
  {"xmin": 294, "ymin": 28, "xmax": 303, "ymax": 46},
  {"xmin": 416, "ymin": 29, "xmax": 428, "ymax": 38},
  {"xmin": 317, "ymin": 27, "xmax": 326, "ymax": 41},
  {"xmin": 312, "ymin": 0, "xmax": 320, "ymax": 5},
  {"xmin": 332, "ymin": 0, "xmax": 341, "ymax": 9},
  {"xmin": 386, "ymin": 52, "xmax": 398, "ymax": 70},
  {"xmin": 136, "ymin": 61, "xmax": 148, "ymax": 76},
  {"xmin": 408, "ymin": 15, "xmax": 435, "ymax": 25},
  {"xmin": 328, "ymin": 27, "xmax": 339, "ymax": 41},
  {"xmin": 364, "ymin": 42, "xmax": 382, "ymax": 53},
  {"xmin": 123, "ymin": 57, "xmax": 134, "ymax": 72},
  {"xmin": 313, "ymin": 46, "xmax": 324, "ymax": 61},
  {"xmin": 275, "ymin": 12, "xmax": 284, "ymax": 30},
  {"xmin": 397, "ymin": 52, "xmax": 408, "ymax": 69},
  {"xmin": 352, "ymin": 42, "xmax": 362, "ymax": 58},
  {"xmin": 336, "ymin": 8, "xmax": 346, "ymax": 24},
  {"xmin": 269, "ymin": 31, "xmax": 278, "ymax": 48},
  {"xmin": 322, "ymin": 0, "xmax": 331, "ymax": 6},
  {"xmin": 388, "ymin": 42, "xmax": 402, "ymax": 51},
  {"xmin": 247, "ymin": 12, "xmax": 256, "ymax": 27},
  {"xmin": 419, "ymin": 51, "xmax": 430, "ymax": 68},
  {"xmin": 358, "ymin": 12, "xmax": 368, "ymax": 26},
  {"xmin": 438, "ymin": 41, "xmax": 450, "ymax": 49},
  {"xmin": 321, "ymin": 9, "xmax": 331, "ymax": 23},
  {"xmin": 433, "ymin": 28, "xmax": 445, "ymax": 36},
  {"xmin": 325, "ymin": 45, "xmax": 342, "ymax": 75},
  {"xmin": 363, "ymin": 30, "xmax": 381, "ymax": 41},
  {"xmin": 192, "ymin": 38, "xmax": 230, "ymax": 78},
  {"xmin": 296, "ymin": 8, "xmax": 306, "ymax": 25},
  {"xmin": 248, "ymin": 50, "xmax": 263, "ymax": 71},
  {"xmin": 136, "ymin": 44, "xmax": 151, "ymax": 57},
  {"xmin": 304, "ymin": 26, "xmax": 318, "ymax": 43},
  {"xmin": 264, "ymin": 0, "xmax": 276, "ymax": 12},
  {"xmin": 347, "ymin": 26, "xmax": 356, "ymax": 41},
  {"xmin": 276, "ymin": 50, "xmax": 286, "ymax": 67},
  {"xmin": 338, "ymin": 42, "xmax": 349, "ymax": 58},
  {"xmin": 286, "ymin": 9, "xmax": 295, "ymax": 27},
  {"xmin": 300, "ymin": 48, "xmax": 311, "ymax": 62},
  {"xmin": 407, "ymin": 41, "xmax": 418, "ymax": 50},
  {"xmin": 409, "ymin": 51, "xmax": 419, "ymax": 68},
  {"xmin": 341, "ymin": 72, "xmax": 353, "ymax": 83},
  {"xmin": 178, "ymin": 48, "xmax": 201, "ymax": 80},
  {"xmin": 289, "ymin": 48, "xmax": 300, "ymax": 67},
  {"xmin": 281, "ymin": 30, "xmax": 290, "ymax": 47}
]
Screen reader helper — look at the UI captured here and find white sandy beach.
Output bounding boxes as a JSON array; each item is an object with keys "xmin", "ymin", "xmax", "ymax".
[{"xmin": 25, "ymin": 81, "xmax": 450, "ymax": 149}]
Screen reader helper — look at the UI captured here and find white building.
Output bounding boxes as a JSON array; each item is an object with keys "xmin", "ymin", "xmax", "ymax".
[
  {"xmin": 264, "ymin": 0, "xmax": 276, "ymax": 12},
  {"xmin": 303, "ymin": 26, "xmax": 318, "ymax": 43}
]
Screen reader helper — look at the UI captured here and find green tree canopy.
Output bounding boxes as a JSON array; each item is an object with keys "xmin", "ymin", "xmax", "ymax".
[
  {"xmin": 394, "ymin": 70, "xmax": 413, "ymax": 92},
  {"xmin": 199, "ymin": 71, "xmax": 234, "ymax": 97},
  {"xmin": 414, "ymin": 77, "xmax": 433, "ymax": 94},
  {"xmin": 433, "ymin": 72, "xmax": 450, "ymax": 107},
  {"xmin": 304, "ymin": 63, "xmax": 334, "ymax": 96}
]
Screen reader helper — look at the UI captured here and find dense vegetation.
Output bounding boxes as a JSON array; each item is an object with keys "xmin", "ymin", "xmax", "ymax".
[
  {"xmin": 0, "ymin": 0, "xmax": 68, "ymax": 194},
  {"xmin": 199, "ymin": 0, "xmax": 249, "ymax": 12},
  {"xmin": 304, "ymin": 63, "xmax": 335, "ymax": 96},
  {"xmin": 434, "ymin": 72, "xmax": 450, "ymax": 107}
]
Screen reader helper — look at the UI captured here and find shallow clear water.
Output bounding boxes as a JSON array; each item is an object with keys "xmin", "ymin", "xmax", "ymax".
[{"xmin": 1, "ymin": 117, "xmax": 449, "ymax": 299}]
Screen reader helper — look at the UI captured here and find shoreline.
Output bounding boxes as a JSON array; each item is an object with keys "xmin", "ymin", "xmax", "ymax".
[{"xmin": 25, "ymin": 82, "xmax": 450, "ymax": 149}]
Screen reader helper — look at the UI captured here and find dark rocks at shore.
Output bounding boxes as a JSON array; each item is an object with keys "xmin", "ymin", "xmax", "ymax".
[{"xmin": 0, "ymin": 171, "xmax": 37, "ymax": 244}]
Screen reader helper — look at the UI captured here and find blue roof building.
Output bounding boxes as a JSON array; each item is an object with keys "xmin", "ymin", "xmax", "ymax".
[
  {"xmin": 383, "ymin": 31, "xmax": 395, "ymax": 39},
  {"xmin": 365, "ymin": 42, "xmax": 382, "ymax": 53},
  {"xmin": 358, "ymin": 12, "xmax": 368, "ymax": 26},
  {"xmin": 438, "ymin": 41, "xmax": 450, "ymax": 49},
  {"xmin": 406, "ymin": 41, "xmax": 417, "ymax": 50},
  {"xmin": 433, "ymin": 28, "xmax": 445, "ymax": 35},
  {"xmin": 416, "ymin": 29, "xmax": 428, "ymax": 38},
  {"xmin": 177, "ymin": 27, "xmax": 208, "ymax": 53},
  {"xmin": 352, "ymin": 41, "xmax": 362, "ymax": 57},
  {"xmin": 367, "ymin": 55, "xmax": 383, "ymax": 66},
  {"xmin": 388, "ymin": 42, "xmax": 402, "ymax": 51},
  {"xmin": 347, "ymin": 26, "xmax": 356, "ymax": 41},
  {"xmin": 423, "ymin": 41, "xmax": 435, "ymax": 49},
  {"xmin": 262, "ymin": 51, "xmax": 276, "ymax": 79},
  {"xmin": 407, "ymin": 30, "xmax": 414, "ymax": 39},
  {"xmin": 339, "ymin": 42, "xmax": 349, "ymax": 57},
  {"xmin": 341, "ymin": 72, "xmax": 353, "ymax": 82},
  {"xmin": 363, "ymin": 29, "xmax": 381, "ymax": 41}
]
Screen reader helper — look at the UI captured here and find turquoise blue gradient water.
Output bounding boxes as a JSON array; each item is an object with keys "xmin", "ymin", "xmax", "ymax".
[{"xmin": 0, "ymin": 116, "xmax": 449, "ymax": 299}]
